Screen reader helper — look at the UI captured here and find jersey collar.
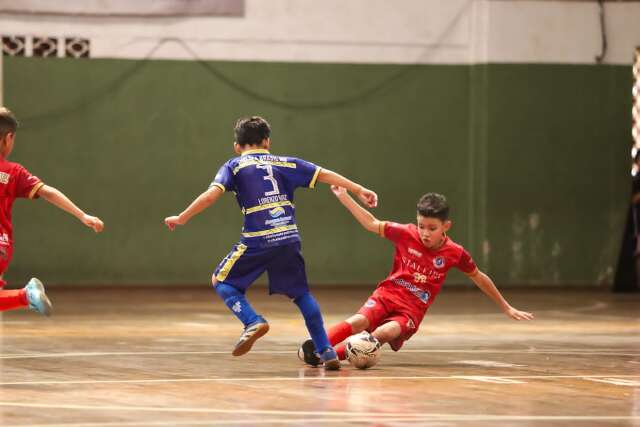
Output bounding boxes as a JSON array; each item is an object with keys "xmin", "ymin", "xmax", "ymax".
[
  {"xmin": 241, "ymin": 149, "xmax": 270, "ymax": 156},
  {"xmin": 429, "ymin": 235, "xmax": 449, "ymax": 252}
]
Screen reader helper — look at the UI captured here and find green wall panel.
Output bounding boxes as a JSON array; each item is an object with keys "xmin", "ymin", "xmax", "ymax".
[
  {"xmin": 484, "ymin": 65, "xmax": 630, "ymax": 284},
  {"xmin": 2, "ymin": 58, "xmax": 630, "ymax": 286}
]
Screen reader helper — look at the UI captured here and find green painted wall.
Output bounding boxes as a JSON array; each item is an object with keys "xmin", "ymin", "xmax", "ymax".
[{"xmin": 2, "ymin": 58, "xmax": 630, "ymax": 286}]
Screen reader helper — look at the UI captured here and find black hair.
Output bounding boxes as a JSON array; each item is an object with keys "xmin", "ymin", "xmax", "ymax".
[
  {"xmin": 0, "ymin": 107, "xmax": 18, "ymax": 139},
  {"xmin": 234, "ymin": 116, "xmax": 271, "ymax": 147},
  {"xmin": 416, "ymin": 193, "xmax": 449, "ymax": 221}
]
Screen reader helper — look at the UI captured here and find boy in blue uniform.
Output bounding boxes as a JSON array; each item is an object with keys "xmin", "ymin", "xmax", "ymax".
[{"xmin": 165, "ymin": 116, "xmax": 377, "ymax": 369}]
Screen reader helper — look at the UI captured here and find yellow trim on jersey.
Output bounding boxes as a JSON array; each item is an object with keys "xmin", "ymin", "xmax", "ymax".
[
  {"xmin": 28, "ymin": 182, "xmax": 44, "ymax": 199},
  {"xmin": 232, "ymin": 159, "xmax": 297, "ymax": 175},
  {"xmin": 244, "ymin": 200, "xmax": 293, "ymax": 215},
  {"xmin": 241, "ymin": 224, "xmax": 298, "ymax": 238},
  {"xmin": 216, "ymin": 243, "xmax": 248, "ymax": 281},
  {"xmin": 378, "ymin": 221, "xmax": 387, "ymax": 237},
  {"xmin": 309, "ymin": 167, "xmax": 321, "ymax": 189},
  {"xmin": 241, "ymin": 149, "xmax": 270, "ymax": 156},
  {"xmin": 210, "ymin": 183, "xmax": 226, "ymax": 193}
]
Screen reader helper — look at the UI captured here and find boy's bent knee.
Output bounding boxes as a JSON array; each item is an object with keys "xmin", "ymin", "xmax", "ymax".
[
  {"xmin": 372, "ymin": 321, "xmax": 402, "ymax": 344},
  {"xmin": 214, "ymin": 282, "xmax": 243, "ymax": 300},
  {"xmin": 346, "ymin": 314, "xmax": 369, "ymax": 332}
]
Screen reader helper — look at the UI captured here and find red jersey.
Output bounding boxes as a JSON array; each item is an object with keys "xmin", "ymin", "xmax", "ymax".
[
  {"xmin": 377, "ymin": 221, "xmax": 477, "ymax": 311},
  {"xmin": 0, "ymin": 158, "xmax": 43, "ymax": 247}
]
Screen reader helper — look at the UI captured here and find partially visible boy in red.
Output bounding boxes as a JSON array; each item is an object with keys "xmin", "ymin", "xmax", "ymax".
[
  {"xmin": 0, "ymin": 107, "xmax": 104, "ymax": 316},
  {"xmin": 300, "ymin": 186, "xmax": 533, "ymax": 365}
]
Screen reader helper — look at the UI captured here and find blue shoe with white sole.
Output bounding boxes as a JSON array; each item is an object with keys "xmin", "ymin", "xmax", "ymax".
[
  {"xmin": 24, "ymin": 278, "xmax": 52, "ymax": 316},
  {"xmin": 319, "ymin": 347, "xmax": 340, "ymax": 370},
  {"xmin": 232, "ymin": 317, "xmax": 269, "ymax": 356}
]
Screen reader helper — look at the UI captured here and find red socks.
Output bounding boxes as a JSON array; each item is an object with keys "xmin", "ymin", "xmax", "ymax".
[
  {"xmin": 0, "ymin": 288, "xmax": 28, "ymax": 311},
  {"xmin": 335, "ymin": 343, "xmax": 347, "ymax": 360},
  {"xmin": 327, "ymin": 321, "xmax": 353, "ymax": 346},
  {"xmin": 327, "ymin": 321, "xmax": 354, "ymax": 360}
]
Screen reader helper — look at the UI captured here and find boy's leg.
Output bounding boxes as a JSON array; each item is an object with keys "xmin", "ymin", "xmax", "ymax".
[
  {"xmin": 370, "ymin": 320, "xmax": 403, "ymax": 344},
  {"xmin": 212, "ymin": 243, "xmax": 269, "ymax": 356},
  {"xmin": 334, "ymin": 320, "xmax": 403, "ymax": 361},
  {"xmin": 300, "ymin": 307, "xmax": 378, "ymax": 364},
  {"xmin": 214, "ymin": 280, "xmax": 269, "ymax": 356},
  {"xmin": 329, "ymin": 314, "xmax": 369, "ymax": 345},
  {"xmin": 213, "ymin": 280, "xmax": 261, "ymax": 326},
  {"xmin": 293, "ymin": 292, "xmax": 340, "ymax": 370},
  {"xmin": 0, "ymin": 276, "xmax": 51, "ymax": 316},
  {"xmin": 318, "ymin": 314, "xmax": 370, "ymax": 361},
  {"xmin": 267, "ymin": 243, "xmax": 339, "ymax": 370},
  {"xmin": 0, "ymin": 285, "xmax": 27, "ymax": 311},
  {"xmin": 299, "ymin": 293, "xmax": 387, "ymax": 365}
]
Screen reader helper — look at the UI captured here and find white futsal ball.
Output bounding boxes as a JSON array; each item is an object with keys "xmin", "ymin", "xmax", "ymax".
[{"xmin": 345, "ymin": 332, "xmax": 381, "ymax": 369}]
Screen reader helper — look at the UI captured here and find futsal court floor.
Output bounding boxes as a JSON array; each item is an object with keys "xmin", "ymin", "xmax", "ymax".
[{"xmin": 0, "ymin": 285, "xmax": 638, "ymax": 426}]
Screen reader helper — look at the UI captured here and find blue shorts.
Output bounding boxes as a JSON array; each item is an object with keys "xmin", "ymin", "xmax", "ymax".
[{"xmin": 213, "ymin": 242, "xmax": 309, "ymax": 299}]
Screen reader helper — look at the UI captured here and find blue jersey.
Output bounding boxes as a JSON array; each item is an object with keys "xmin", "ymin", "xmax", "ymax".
[{"xmin": 210, "ymin": 149, "xmax": 321, "ymax": 248}]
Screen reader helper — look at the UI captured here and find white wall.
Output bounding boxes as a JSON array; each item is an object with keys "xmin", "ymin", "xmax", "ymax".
[
  {"xmin": 488, "ymin": 1, "xmax": 640, "ymax": 64},
  {"xmin": 0, "ymin": 0, "xmax": 639, "ymax": 64}
]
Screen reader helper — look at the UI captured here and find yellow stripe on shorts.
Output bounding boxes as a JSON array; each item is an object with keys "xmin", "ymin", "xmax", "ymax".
[{"xmin": 216, "ymin": 243, "xmax": 248, "ymax": 282}]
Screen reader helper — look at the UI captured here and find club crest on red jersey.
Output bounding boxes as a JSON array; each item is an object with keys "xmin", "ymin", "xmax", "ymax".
[{"xmin": 433, "ymin": 256, "xmax": 446, "ymax": 269}]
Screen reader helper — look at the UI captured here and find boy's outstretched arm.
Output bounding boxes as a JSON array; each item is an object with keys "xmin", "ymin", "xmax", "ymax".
[
  {"xmin": 317, "ymin": 169, "xmax": 377, "ymax": 208},
  {"xmin": 468, "ymin": 270, "xmax": 534, "ymax": 321},
  {"xmin": 37, "ymin": 185, "xmax": 104, "ymax": 233},
  {"xmin": 330, "ymin": 185, "xmax": 381, "ymax": 234},
  {"xmin": 164, "ymin": 186, "xmax": 224, "ymax": 231}
]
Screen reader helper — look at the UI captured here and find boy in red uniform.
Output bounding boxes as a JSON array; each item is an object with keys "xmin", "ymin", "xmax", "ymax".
[
  {"xmin": 0, "ymin": 107, "xmax": 104, "ymax": 316},
  {"xmin": 300, "ymin": 186, "xmax": 533, "ymax": 365}
]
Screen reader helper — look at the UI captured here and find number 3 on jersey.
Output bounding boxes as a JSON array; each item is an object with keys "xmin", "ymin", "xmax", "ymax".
[{"xmin": 256, "ymin": 164, "xmax": 280, "ymax": 196}]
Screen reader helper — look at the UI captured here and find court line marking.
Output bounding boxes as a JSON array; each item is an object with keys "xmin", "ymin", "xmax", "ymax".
[
  {"xmin": 0, "ymin": 402, "xmax": 639, "ymax": 422},
  {"xmin": 452, "ymin": 376, "xmax": 527, "ymax": 384},
  {"xmin": 452, "ymin": 360, "xmax": 527, "ymax": 368},
  {"xmin": 1, "ymin": 375, "xmax": 639, "ymax": 386},
  {"xmin": 1, "ymin": 349, "xmax": 639, "ymax": 359},
  {"xmin": 3, "ymin": 422, "xmax": 480, "ymax": 427},
  {"xmin": 3, "ymin": 415, "xmax": 640, "ymax": 427},
  {"xmin": 584, "ymin": 378, "xmax": 640, "ymax": 386}
]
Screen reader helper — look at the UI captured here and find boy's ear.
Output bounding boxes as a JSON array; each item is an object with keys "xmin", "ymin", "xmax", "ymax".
[
  {"xmin": 263, "ymin": 138, "xmax": 271, "ymax": 149},
  {"xmin": 444, "ymin": 220, "xmax": 452, "ymax": 232},
  {"xmin": 233, "ymin": 142, "xmax": 242, "ymax": 155}
]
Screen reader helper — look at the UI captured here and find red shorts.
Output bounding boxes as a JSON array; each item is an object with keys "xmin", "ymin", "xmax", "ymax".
[
  {"xmin": 357, "ymin": 286, "xmax": 428, "ymax": 351},
  {"xmin": 0, "ymin": 244, "xmax": 13, "ymax": 287}
]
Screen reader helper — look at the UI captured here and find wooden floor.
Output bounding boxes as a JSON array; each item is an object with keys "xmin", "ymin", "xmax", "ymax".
[{"xmin": 0, "ymin": 285, "xmax": 638, "ymax": 426}]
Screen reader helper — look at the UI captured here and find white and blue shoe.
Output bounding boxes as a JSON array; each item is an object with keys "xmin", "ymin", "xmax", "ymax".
[
  {"xmin": 232, "ymin": 317, "xmax": 269, "ymax": 356},
  {"xmin": 319, "ymin": 347, "xmax": 341, "ymax": 370},
  {"xmin": 24, "ymin": 278, "xmax": 52, "ymax": 317}
]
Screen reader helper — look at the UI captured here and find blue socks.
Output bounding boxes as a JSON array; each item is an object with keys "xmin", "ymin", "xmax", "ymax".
[
  {"xmin": 215, "ymin": 283, "xmax": 331, "ymax": 354},
  {"xmin": 214, "ymin": 282, "xmax": 260, "ymax": 327},
  {"xmin": 294, "ymin": 292, "xmax": 331, "ymax": 354}
]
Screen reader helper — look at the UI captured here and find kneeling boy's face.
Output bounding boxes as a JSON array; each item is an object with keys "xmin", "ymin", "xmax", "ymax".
[{"xmin": 416, "ymin": 215, "xmax": 451, "ymax": 249}]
